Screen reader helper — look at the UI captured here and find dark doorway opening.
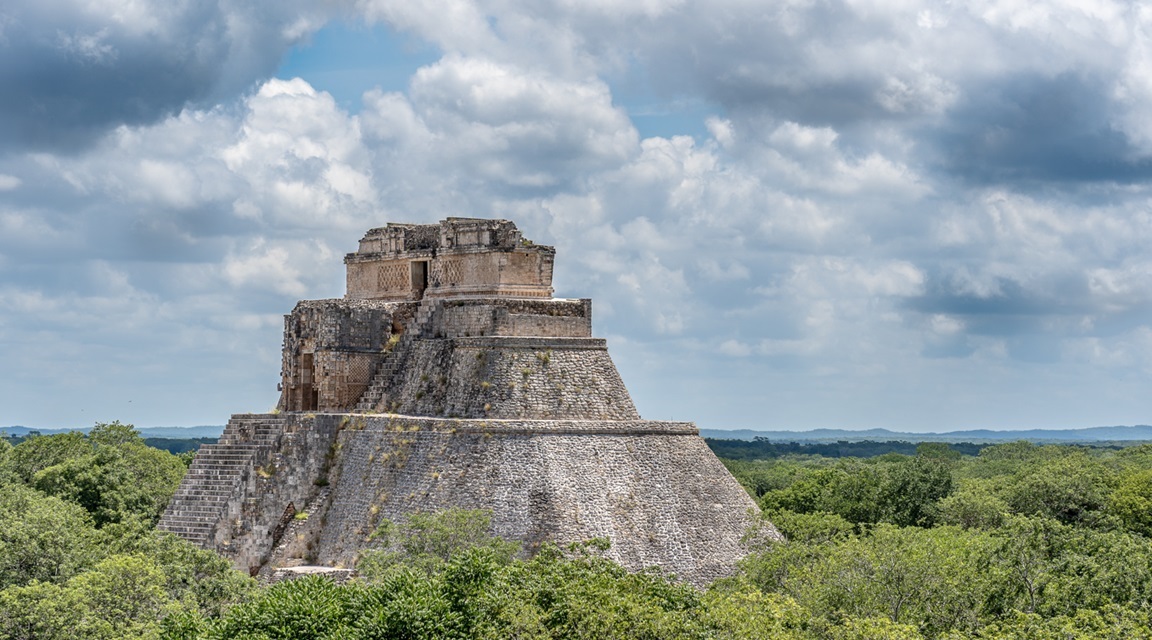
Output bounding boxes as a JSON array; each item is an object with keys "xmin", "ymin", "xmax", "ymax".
[
  {"xmin": 411, "ymin": 261, "xmax": 429, "ymax": 300},
  {"xmin": 300, "ymin": 353, "xmax": 317, "ymax": 411}
]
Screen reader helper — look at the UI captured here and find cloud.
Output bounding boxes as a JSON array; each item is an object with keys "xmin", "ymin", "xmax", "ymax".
[
  {"xmin": 933, "ymin": 72, "xmax": 1152, "ymax": 184},
  {"xmin": 405, "ymin": 55, "xmax": 638, "ymax": 190},
  {"xmin": 0, "ymin": 0, "xmax": 330, "ymax": 151},
  {"xmin": 3, "ymin": 1, "xmax": 1152, "ymax": 429}
]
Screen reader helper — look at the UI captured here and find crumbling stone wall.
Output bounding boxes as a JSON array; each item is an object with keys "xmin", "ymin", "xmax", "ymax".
[
  {"xmin": 159, "ymin": 414, "xmax": 344, "ymax": 575},
  {"xmin": 215, "ymin": 414, "xmax": 344, "ymax": 574},
  {"xmin": 164, "ymin": 413, "xmax": 771, "ymax": 586},
  {"xmin": 280, "ymin": 300, "xmax": 416, "ymax": 412}
]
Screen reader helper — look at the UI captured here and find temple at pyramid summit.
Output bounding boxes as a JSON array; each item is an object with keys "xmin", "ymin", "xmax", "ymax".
[{"xmin": 159, "ymin": 217, "xmax": 776, "ymax": 585}]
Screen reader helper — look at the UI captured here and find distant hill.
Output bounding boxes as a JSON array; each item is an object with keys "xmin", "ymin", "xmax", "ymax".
[
  {"xmin": 7, "ymin": 423, "xmax": 1151, "ymax": 444},
  {"xmin": 1, "ymin": 425, "xmax": 226, "ymax": 438},
  {"xmin": 700, "ymin": 425, "xmax": 1152, "ymax": 443}
]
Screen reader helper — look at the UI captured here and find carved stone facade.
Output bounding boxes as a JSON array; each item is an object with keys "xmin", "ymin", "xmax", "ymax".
[
  {"xmin": 345, "ymin": 217, "xmax": 555, "ymax": 301},
  {"xmin": 160, "ymin": 217, "xmax": 778, "ymax": 587},
  {"xmin": 279, "ymin": 299, "xmax": 415, "ymax": 412}
]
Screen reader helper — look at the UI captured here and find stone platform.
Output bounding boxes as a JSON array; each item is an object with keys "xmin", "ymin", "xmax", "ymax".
[{"xmin": 161, "ymin": 412, "xmax": 769, "ymax": 587}]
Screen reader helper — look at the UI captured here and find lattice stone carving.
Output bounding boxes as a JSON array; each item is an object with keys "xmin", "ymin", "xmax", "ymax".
[
  {"xmin": 377, "ymin": 264, "xmax": 407, "ymax": 292},
  {"xmin": 434, "ymin": 258, "xmax": 463, "ymax": 285}
]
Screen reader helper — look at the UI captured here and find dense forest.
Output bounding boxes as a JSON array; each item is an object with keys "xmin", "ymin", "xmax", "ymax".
[
  {"xmin": 704, "ymin": 438, "xmax": 986, "ymax": 460},
  {"xmin": 4, "ymin": 424, "xmax": 1152, "ymax": 638}
]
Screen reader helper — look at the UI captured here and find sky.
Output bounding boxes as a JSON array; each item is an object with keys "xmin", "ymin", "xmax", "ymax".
[{"xmin": 2, "ymin": 0, "xmax": 1151, "ymax": 432}]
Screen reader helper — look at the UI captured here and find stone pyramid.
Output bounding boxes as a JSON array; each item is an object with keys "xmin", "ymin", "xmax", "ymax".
[{"xmin": 160, "ymin": 218, "xmax": 776, "ymax": 586}]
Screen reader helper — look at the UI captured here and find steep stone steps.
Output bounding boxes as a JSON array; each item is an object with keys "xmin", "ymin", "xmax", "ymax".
[
  {"xmin": 158, "ymin": 414, "xmax": 287, "ymax": 548},
  {"xmin": 354, "ymin": 298, "xmax": 440, "ymax": 412}
]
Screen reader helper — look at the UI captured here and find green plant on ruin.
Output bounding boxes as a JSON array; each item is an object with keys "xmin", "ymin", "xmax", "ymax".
[
  {"xmin": 383, "ymin": 332, "xmax": 402, "ymax": 352},
  {"xmin": 359, "ymin": 508, "xmax": 520, "ymax": 578}
]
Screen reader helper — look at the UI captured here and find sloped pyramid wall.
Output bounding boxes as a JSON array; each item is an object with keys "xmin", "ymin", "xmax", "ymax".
[
  {"xmin": 313, "ymin": 415, "xmax": 764, "ymax": 585},
  {"xmin": 163, "ymin": 412, "xmax": 768, "ymax": 586}
]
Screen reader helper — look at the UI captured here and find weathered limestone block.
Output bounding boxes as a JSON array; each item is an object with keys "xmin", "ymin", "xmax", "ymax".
[{"xmin": 431, "ymin": 298, "xmax": 592, "ymax": 339}]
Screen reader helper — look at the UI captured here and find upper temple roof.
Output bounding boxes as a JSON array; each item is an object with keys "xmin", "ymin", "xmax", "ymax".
[
  {"xmin": 344, "ymin": 218, "xmax": 555, "ymax": 301},
  {"xmin": 349, "ymin": 218, "xmax": 552, "ymax": 257}
]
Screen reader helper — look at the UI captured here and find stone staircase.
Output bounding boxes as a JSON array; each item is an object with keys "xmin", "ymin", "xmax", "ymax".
[
  {"xmin": 158, "ymin": 414, "xmax": 286, "ymax": 548},
  {"xmin": 354, "ymin": 298, "xmax": 440, "ymax": 412}
]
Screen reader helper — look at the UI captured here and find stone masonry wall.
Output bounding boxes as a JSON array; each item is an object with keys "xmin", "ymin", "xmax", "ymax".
[
  {"xmin": 165, "ymin": 412, "xmax": 774, "ymax": 587},
  {"xmin": 345, "ymin": 219, "xmax": 555, "ymax": 301},
  {"xmin": 430, "ymin": 298, "xmax": 592, "ymax": 339},
  {"xmin": 312, "ymin": 415, "xmax": 764, "ymax": 587},
  {"xmin": 280, "ymin": 299, "xmax": 417, "ymax": 411},
  {"xmin": 379, "ymin": 337, "xmax": 640, "ymax": 420},
  {"xmin": 215, "ymin": 414, "xmax": 344, "ymax": 574}
]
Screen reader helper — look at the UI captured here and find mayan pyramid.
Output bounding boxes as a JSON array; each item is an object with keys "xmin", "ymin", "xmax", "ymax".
[{"xmin": 159, "ymin": 218, "xmax": 774, "ymax": 585}]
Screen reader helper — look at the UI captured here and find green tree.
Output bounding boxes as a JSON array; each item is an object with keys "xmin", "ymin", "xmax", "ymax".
[
  {"xmin": 938, "ymin": 480, "xmax": 1009, "ymax": 530},
  {"xmin": 876, "ymin": 456, "xmax": 953, "ymax": 527},
  {"xmin": 359, "ymin": 508, "xmax": 519, "ymax": 578},
  {"xmin": 0, "ymin": 484, "xmax": 98, "ymax": 588},
  {"xmin": 0, "ymin": 580, "xmax": 79, "ymax": 640},
  {"xmin": 764, "ymin": 509, "xmax": 854, "ymax": 545},
  {"xmin": 1108, "ymin": 469, "xmax": 1152, "ymax": 536},
  {"xmin": 200, "ymin": 575, "xmax": 360, "ymax": 640},
  {"xmin": 0, "ymin": 554, "xmax": 189, "ymax": 640},
  {"xmin": 88, "ymin": 421, "xmax": 143, "ymax": 446},
  {"xmin": 5, "ymin": 430, "xmax": 90, "ymax": 483},
  {"xmin": 989, "ymin": 516, "xmax": 1065, "ymax": 615},
  {"xmin": 67, "ymin": 554, "xmax": 179, "ymax": 639},
  {"xmin": 970, "ymin": 605, "xmax": 1152, "ymax": 639},
  {"xmin": 698, "ymin": 584, "xmax": 812, "ymax": 640},
  {"xmin": 116, "ymin": 529, "xmax": 256, "ymax": 618},
  {"xmin": 915, "ymin": 442, "xmax": 962, "ymax": 463},
  {"xmin": 31, "ymin": 427, "xmax": 185, "ymax": 526},
  {"xmin": 1003, "ymin": 453, "xmax": 1114, "ymax": 525}
]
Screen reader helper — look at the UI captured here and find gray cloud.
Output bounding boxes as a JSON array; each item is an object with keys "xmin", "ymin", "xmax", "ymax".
[
  {"xmin": 0, "ymin": 0, "xmax": 328, "ymax": 152},
  {"xmin": 4, "ymin": 1, "xmax": 1152, "ymax": 430},
  {"xmin": 932, "ymin": 72, "xmax": 1152, "ymax": 185}
]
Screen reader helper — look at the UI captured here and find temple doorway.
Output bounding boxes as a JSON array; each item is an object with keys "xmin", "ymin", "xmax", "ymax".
[
  {"xmin": 411, "ymin": 261, "xmax": 428, "ymax": 299},
  {"xmin": 300, "ymin": 353, "xmax": 317, "ymax": 411}
]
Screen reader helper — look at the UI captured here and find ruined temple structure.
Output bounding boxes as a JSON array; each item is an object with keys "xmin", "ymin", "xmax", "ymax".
[{"xmin": 159, "ymin": 217, "xmax": 776, "ymax": 586}]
